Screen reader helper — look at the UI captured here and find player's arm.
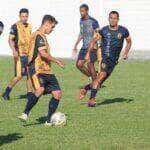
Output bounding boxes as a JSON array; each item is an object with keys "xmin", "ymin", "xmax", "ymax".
[
  {"xmin": 37, "ymin": 35, "xmax": 65, "ymax": 68},
  {"xmin": 8, "ymin": 25, "xmax": 18, "ymax": 60},
  {"xmin": 123, "ymin": 36, "xmax": 132, "ymax": 60},
  {"xmin": 39, "ymin": 50, "xmax": 65, "ymax": 68},
  {"xmin": 85, "ymin": 35, "xmax": 102, "ymax": 62},
  {"xmin": 73, "ymin": 34, "xmax": 83, "ymax": 51},
  {"xmin": 72, "ymin": 21, "xmax": 83, "ymax": 54}
]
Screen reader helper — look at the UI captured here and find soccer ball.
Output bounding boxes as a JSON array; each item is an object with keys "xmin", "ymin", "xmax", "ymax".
[{"xmin": 51, "ymin": 112, "xmax": 67, "ymax": 126}]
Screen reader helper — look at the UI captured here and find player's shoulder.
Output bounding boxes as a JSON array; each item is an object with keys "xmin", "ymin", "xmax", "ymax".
[
  {"xmin": 100, "ymin": 25, "xmax": 109, "ymax": 32},
  {"xmin": 89, "ymin": 16, "xmax": 98, "ymax": 23},
  {"xmin": 11, "ymin": 23, "xmax": 17, "ymax": 29},
  {"xmin": 119, "ymin": 25, "xmax": 129, "ymax": 32}
]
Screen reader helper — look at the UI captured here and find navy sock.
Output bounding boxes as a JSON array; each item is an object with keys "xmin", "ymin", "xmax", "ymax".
[
  {"xmin": 84, "ymin": 84, "xmax": 91, "ymax": 90},
  {"xmin": 47, "ymin": 97, "xmax": 60, "ymax": 122},
  {"xmin": 5, "ymin": 87, "xmax": 12, "ymax": 95},
  {"xmin": 90, "ymin": 89, "xmax": 97, "ymax": 99},
  {"xmin": 24, "ymin": 92, "xmax": 39, "ymax": 115}
]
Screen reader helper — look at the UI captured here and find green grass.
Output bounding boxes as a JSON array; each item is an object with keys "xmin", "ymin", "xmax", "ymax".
[{"xmin": 0, "ymin": 57, "xmax": 150, "ymax": 150}]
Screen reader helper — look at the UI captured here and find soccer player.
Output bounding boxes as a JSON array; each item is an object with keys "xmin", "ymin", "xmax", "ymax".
[
  {"xmin": 0, "ymin": 21, "xmax": 4, "ymax": 35},
  {"xmin": 18, "ymin": 15, "xmax": 65, "ymax": 127},
  {"xmin": 73, "ymin": 4, "xmax": 100, "ymax": 83},
  {"xmin": 81, "ymin": 11, "xmax": 132, "ymax": 107},
  {"xmin": 2, "ymin": 8, "xmax": 32, "ymax": 100}
]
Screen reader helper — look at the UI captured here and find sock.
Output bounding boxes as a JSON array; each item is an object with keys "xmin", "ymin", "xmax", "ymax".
[
  {"xmin": 84, "ymin": 84, "xmax": 91, "ymax": 91},
  {"xmin": 4, "ymin": 87, "xmax": 12, "ymax": 95},
  {"xmin": 24, "ymin": 92, "xmax": 39, "ymax": 115},
  {"xmin": 47, "ymin": 97, "xmax": 60, "ymax": 122},
  {"xmin": 90, "ymin": 88, "xmax": 97, "ymax": 99}
]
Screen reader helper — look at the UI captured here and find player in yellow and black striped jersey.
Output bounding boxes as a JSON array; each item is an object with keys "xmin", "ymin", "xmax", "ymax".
[
  {"xmin": 2, "ymin": 8, "xmax": 32, "ymax": 100},
  {"xmin": 18, "ymin": 15, "xmax": 65, "ymax": 127}
]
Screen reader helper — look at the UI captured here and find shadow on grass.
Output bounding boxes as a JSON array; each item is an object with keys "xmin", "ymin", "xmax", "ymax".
[
  {"xmin": 17, "ymin": 94, "xmax": 27, "ymax": 100},
  {"xmin": 23, "ymin": 116, "xmax": 47, "ymax": 127},
  {"xmin": 97, "ymin": 97, "xmax": 134, "ymax": 106},
  {"xmin": 78, "ymin": 85, "xmax": 106, "ymax": 89},
  {"xmin": 0, "ymin": 133, "xmax": 23, "ymax": 147}
]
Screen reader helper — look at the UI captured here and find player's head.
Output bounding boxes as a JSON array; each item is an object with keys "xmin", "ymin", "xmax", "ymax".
[
  {"xmin": 41, "ymin": 15, "xmax": 58, "ymax": 34},
  {"xmin": 109, "ymin": 11, "xmax": 119, "ymax": 27},
  {"xmin": 19, "ymin": 8, "xmax": 29, "ymax": 23},
  {"xmin": 80, "ymin": 4, "xmax": 89, "ymax": 18},
  {"xmin": 0, "ymin": 21, "xmax": 4, "ymax": 35}
]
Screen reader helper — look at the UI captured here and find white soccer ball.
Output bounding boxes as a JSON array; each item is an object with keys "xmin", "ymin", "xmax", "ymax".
[{"xmin": 51, "ymin": 112, "xmax": 67, "ymax": 126}]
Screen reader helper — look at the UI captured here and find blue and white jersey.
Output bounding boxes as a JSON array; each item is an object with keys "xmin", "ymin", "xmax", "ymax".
[
  {"xmin": 80, "ymin": 16, "xmax": 99, "ymax": 49},
  {"xmin": 99, "ymin": 25, "xmax": 130, "ymax": 63}
]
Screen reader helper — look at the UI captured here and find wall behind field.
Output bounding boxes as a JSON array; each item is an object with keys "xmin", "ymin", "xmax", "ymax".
[{"xmin": 0, "ymin": 0, "xmax": 150, "ymax": 57}]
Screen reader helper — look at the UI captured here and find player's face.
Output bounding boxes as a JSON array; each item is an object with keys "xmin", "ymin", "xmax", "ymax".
[
  {"xmin": 44, "ymin": 22, "xmax": 56, "ymax": 34},
  {"xmin": 19, "ymin": 13, "xmax": 29, "ymax": 23},
  {"xmin": 80, "ymin": 8, "xmax": 88, "ymax": 18},
  {"xmin": 109, "ymin": 14, "xmax": 119, "ymax": 27}
]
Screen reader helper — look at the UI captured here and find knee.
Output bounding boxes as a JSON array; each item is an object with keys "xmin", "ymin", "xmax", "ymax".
[
  {"xmin": 35, "ymin": 87, "xmax": 44, "ymax": 97},
  {"xmin": 16, "ymin": 76, "xmax": 22, "ymax": 81},
  {"xmin": 76, "ymin": 61, "xmax": 84, "ymax": 69},
  {"xmin": 53, "ymin": 90, "xmax": 62, "ymax": 100}
]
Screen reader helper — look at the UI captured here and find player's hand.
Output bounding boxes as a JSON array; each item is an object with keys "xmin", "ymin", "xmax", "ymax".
[
  {"xmin": 56, "ymin": 59, "xmax": 65, "ymax": 69},
  {"xmin": 13, "ymin": 50, "xmax": 19, "ymax": 61},
  {"xmin": 122, "ymin": 53, "xmax": 128, "ymax": 60},
  {"xmin": 72, "ymin": 47, "xmax": 78, "ymax": 58},
  {"xmin": 85, "ymin": 52, "xmax": 90, "ymax": 62}
]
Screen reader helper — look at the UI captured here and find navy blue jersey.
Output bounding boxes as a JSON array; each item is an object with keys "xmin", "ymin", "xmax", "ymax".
[
  {"xmin": 80, "ymin": 16, "xmax": 99, "ymax": 49},
  {"xmin": 100, "ymin": 25, "xmax": 129, "ymax": 63}
]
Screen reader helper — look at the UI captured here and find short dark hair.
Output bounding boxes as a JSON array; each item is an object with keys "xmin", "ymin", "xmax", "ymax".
[
  {"xmin": 19, "ymin": 8, "xmax": 29, "ymax": 15},
  {"xmin": 109, "ymin": 11, "xmax": 119, "ymax": 18},
  {"xmin": 80, "ymin": 4, "xmax": 89, "ymax": 11},
  {"xmin": 42, "ymin": 15, "xmax": 58, "ymax": 25},
  {"xmin": 0, "ymin": 21, "xmax": 4, "ymax": 28}
]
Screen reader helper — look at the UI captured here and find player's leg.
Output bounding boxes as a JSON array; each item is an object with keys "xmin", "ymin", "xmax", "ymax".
[
  {"xmin": 18, "ymin": 74, "xmax": 44, "ymax": 121},
  {"xmin": 76, "ymin": 49, "xmax": 91, "ymax": 77},
  {"xmin": 2, "ymin": 58, "xmax": 22, "ymax": 100},
  {"xmin": 44, "ymin": 74, "xmax": 62, "ymax": 126},
  {"xmin": 87, "ymin": 71, "xmax": 108, "ymax": 107},
  {"xmin": 87, "ymin": 50, "xmax": 98, "ymax": 80},
  {"xmin": 76, "ymin": 60, "xmax": 91, "ymax": 77}
]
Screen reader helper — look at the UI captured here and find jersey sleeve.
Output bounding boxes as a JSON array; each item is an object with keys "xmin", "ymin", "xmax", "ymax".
[
  {"xmin": 124, "ymin": 27, "xmax": 130, "ymax": 38},
  {"xmin": 10, "ymin": 24, "xmax": 17, "ymax": 36},
  {"xmin": 36, "ymin": 35, "xmax": 47, "ymax": 51},
  {"xmin": 92, "ymin": 20, "xmax": 99, "ymax": 30}
]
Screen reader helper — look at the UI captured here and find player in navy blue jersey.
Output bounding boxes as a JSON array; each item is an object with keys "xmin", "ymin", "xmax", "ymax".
[
  {"xmin": 73, "ymin": 4, "xmax": 100, "ymax": 88},
  {"xmin": 80, "ymin": 11, "xmax": 132, "ymax": 107}
]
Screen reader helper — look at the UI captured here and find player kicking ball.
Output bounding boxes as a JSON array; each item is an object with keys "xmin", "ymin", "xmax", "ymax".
[
  {"xmin": 18, "ymin": 15, "xmax": 65, "ymax": 127},
  {"xmin": 80, "ymin": 11, "xmax": 132, "ymax": 107}
]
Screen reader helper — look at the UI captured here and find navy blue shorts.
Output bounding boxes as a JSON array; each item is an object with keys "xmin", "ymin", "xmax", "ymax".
[
  {"xmin": 78, "ymin": 49, "xmax": 97, "ymax": 63},
  {"xmin": 101, "ymin": 58, "xmax": 117, "ymax": 75},
  {"xmin": 14, "ymin": 56, "xmax": 28, "ymax": 77},
  {"xmin": 31, "ymin": 74, "xmax": 61, "ymax": 95}
]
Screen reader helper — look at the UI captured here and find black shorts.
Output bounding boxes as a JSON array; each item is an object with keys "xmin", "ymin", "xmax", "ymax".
[
  {"xmin": 31, "ymin": 74, "xmax": 61, "ymax": 95},
  {"xmin": 14, "ymin": 56, "xmax": 28, "ymax": 77},
  {"xmin": 78, "ymin": 48, "xmax": 97, "ymax": 63},
  {"xmin": 101, "ymin": 59, "xmax": 117, "ymax": 75}
]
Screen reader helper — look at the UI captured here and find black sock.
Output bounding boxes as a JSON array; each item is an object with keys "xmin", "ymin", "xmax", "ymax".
[
  {"xmin": 24, "ymin": 92, "xmax": 39, "ymax": 115},
  {"xmin": 47, "ymin": 97, "xmax": 60, "ymax": 122},
  {"xmin": 84, "ymin": 84, "xmax": 91, "ymax": 90},
  {"xmin": 90, "ymin": 88, "xmax": 97, "ymax": 99},
  {"xmin": 4, "ymin": 87, "xmax": 12, "ymax": 95}
]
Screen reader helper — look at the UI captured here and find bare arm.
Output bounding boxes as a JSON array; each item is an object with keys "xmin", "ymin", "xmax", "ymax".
[
  {"xmin": 123, "ymin": 36, "xmax": 132, "ymax": 60},
  {"xmin": 8, "ymin": 35, "xmax": 18, "ymax": 60},
  {"xmin": 73, "ymin": 34, "xmax": 83, "ymax": 51},
  {"xmin": 39, "ymin": 50, "xmax": 65, "ymax": 68}
]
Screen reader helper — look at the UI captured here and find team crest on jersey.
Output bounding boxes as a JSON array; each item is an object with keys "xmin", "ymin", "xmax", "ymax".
[
  {"xmin": 117, "ymin": 33, "xmax": 122, "ymax": 39},
  {"xmin": 101, "ymin": 63, "xmax": 106, "ymax": 69}
]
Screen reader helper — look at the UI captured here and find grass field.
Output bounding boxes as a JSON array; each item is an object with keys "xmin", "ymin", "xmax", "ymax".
[{"xmin": 0, "ymin": 57, "xmax": 150, "ymax": 150}]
